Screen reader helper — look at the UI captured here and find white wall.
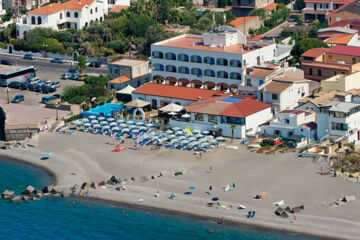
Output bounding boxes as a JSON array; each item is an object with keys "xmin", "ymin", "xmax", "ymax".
[
  {"xmin": 245, "ymin": 107, "xmax": 273, "ymax": 135},
  {"xmin": 131, "ymin": 93, "xmax": 194, "ymax": 108},
  {"xmin": 279, "ymin": 82, "xmax": 309, "ymax": 110}
]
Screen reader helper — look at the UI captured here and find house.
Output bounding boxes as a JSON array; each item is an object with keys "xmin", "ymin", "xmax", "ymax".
[
  {"xmin": 302, "ymin": 0, "xmax": 353, "ymax": 22},
  {"xmin": 108, "ymin": 0, "xmax": 129, "ymax": 9},
  {"xmin": 317, "ymin": 101, "xmax": 360, "ymax": 143},
  {"xmin": 162, "ymin": 24, "xmax": 190, "ymax": 33},
  {"xmin": 328, "ymin": 19, "xmax": 360, "ymax": 33},
  {"xmin": 3, "ymin": 0, "xmax": 50, "ymax": 10},
  {"xmin": 317, "ymin": 27, "xmax": 360, "ymax": 46},
  {"xmin": 326, "ymin": 0, "xmax": 360, "ymax": 25},
  {"xmin": 301, "ymin": 45, "xmax": 360, "ymax": 81},
  {"xmin": 257, "ymin": 77, "xmax": 310, "ymax": 114},
  {"xmin": 16, "ymin": 0, "xmax": 108, "ymax": 39},
  {"xmin": 131, "ymin": 82, "xmax": 255, "ymax": 109},
  {"xmin": 297, "ymin": 90, "xmax": 348, "ymax": 112},
  {"xmin": 263, "ymin": 2, "xmax": 278, "ymax": 15},
  {"xmin": 229, "ymin": 16, "xmax": 262, "ymax": 36},
  {"xmin": 321, "ymin": 71, "xmax": 360, "ymax": 92},
  {"xmin": 261, "ymin": 109, "xmax": 317, "ymax": 141},
  {"xmin": 232, "ymin": 0, "xmax": 275, "ymax": 17},
  {"xmin": 170, "ymin": 96, "xmax": 273, "ymax": 138},
  {"xmin": 107, "ymin": 58, "xmax": 150, "ymax": 90},
  {"xmin": 151, "ymin": 25, "xmax": 291, "ymax": 92}
]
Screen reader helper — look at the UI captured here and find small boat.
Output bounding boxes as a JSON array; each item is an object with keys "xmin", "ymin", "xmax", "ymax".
[{"xmin": 238, "ymin": 205, "xmax": 246, "ymax": 209}]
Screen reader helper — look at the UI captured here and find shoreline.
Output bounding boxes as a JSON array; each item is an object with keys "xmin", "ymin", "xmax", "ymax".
[{"xmin": 0, "ymin": 153, "xmax": 340, "ymax": 240}]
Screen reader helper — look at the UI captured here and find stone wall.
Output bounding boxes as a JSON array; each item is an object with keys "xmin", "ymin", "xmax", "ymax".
[{"xmin": 5, "ymin": 124, "xmax": 39, "ymax": 142}]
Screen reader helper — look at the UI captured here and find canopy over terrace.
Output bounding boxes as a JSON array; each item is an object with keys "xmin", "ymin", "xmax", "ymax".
[
  {"xmin": 116, "ymin": 85, "xmax": 135, "ymax": 95},
  {"xmin": 159, "ymin": 103, "xmax": 184, "ymax": 113},
  {"xmin": 125, "ymin": 99, "xmax": 150, "ymax": 108}
]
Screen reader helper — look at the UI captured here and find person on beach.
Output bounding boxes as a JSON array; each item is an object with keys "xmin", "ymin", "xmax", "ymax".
[
  {"xmin": 210, "ymin": 166, "xmax": 213, "ymax": 173},
  {"xmin": 208, "ymin": 185, "xmax": 212, "ymax": 195},
  {"xmin": 232, "ymin": 182, "xmax": 236, "ymax": 188}
]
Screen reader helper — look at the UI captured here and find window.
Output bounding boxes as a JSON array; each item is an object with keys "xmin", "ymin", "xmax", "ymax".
[
  {"xmin": 275, "ymin": 130, "xmax": 280, "ymax": 135},
  {"xmin": 75, "ymin": 12, "xmax": 78, "ymax": 18},
  {"xmin": 230, "ymin": 72, "xmax": 241, "ymax": 80},
  {"xmin": 66, "ymin": 12, "xmax": 70, "ymax": 17},
  {"xmin": 151, "ymin": 99, "xmax": 157, "ymax": 108},
  {"xmin": 95, "ymin": 7, "xmax": 98, "ymax": 12},
  {"xmin": 288, "ymin": 132, "xmax": 293, "ymax": 137},
  {"xmin": 272, "ymin": 94, "xmax": 278, "ymax": 100},
  {"xmin": 230, "ymin": 59, "xmax": 241, "ymax": 67},
  {"xmin": 195, "ymin": 113, "xmax": 204, "ymax": 121},
  {"xmin": 144, "ymin": 65, "xmax": 148, "ymax": 71},
  {"xmin": 208, "ymin": 114, "xmax": 217, "ymax": 123},
  {"xmin": 246, "ymin": 79, "xmax": 251, "ymax": 86},
  {"xmin": 177, "ymin": 54, "xmax": 189, "ymax": 62},
  {"xmin": 353, "ymin": 58, "xmax": 356, "ymax": 64},
  {"xmin": 217, "ymin": 71, "xmax": 228, "ymax": 79},
  {"xmin": 136, "ymin": 67, "xmax": 140, "ymax": 73},
  {"xmin": 318, "ymin": 69, "xmax": 322, "ymax": 76},
  {"xmin": 331, "ymin": 122, "xmax": 348, "ymax": 131},
  {"xmin": 204, "ymin": 56, "xmax": 215, "ymax": 65},
  {"xmin": 273, "ymin": 49, "xmax": 276, "ymax": 57},
  {"xmin": 31, "ymin": 16, "xmax": 35, "ymax": 24},
  {"xmin": 191, "ymin": 68, "xmax": 202, "ymax": 76},
  {"xmin": 216, "ymin": 58, "xmax": 228, "ymax": 66},
  {"xmin": 90, "ymin": 9, "xmax": 93, "ymax": 14},
  {"xmin": 178, "ymin": 66, "xmax": 189, "ymax": 74},
  {"xmin": 152, "ymin": 51, "xmax": 163, "ymax": 59},
  {"xmin": 329, "ymin": 55, "xmax": 332, "ymax": 60},
  {"xmin": 204, "ymin": 69, "xmax": 215, "ymax": 77},
  {"xmin": 37, "ymin": 16, "xmax": 42, "ymax": 25},
  {"xmin": 60, "ymin": 13, "xmax": 63, "ymax": 19},
  {"xmin": 190, "ymin": 55, "xmax": 202, "ymax": 63},
  {"xmin": 165, "ymin": 52, "xmax": 176, "ymax": 60},
  {"xmin": 334, "ymin": 71, "xmax": 336, "ymax": 75},
  {"xmin": 309, "ymin": 68, "xmax": 313, "ymax": 75}
]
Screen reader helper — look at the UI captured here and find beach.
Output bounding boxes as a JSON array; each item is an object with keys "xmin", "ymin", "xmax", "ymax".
[{"xmin": 1, "ymin": 132, "xmax": 360, "ymax": 240}]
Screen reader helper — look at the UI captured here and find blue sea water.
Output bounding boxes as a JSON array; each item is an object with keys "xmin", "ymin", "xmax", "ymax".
[{"xmin": 0, "ymin": 158, "xmax": 319, "ymax": 240}]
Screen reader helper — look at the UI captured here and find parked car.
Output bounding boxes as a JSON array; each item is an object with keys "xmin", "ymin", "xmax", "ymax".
[
  {"xmin": 50, "ymin": 81, "xmax": 61, "ymax": 88},
  {"xmin": 50, "ymin": 58, "xmax": 64, "ymax": 63},
  {"xmin": 44, "ymin": 80, "xmax": 52, "ymax": 86},
  {"xmin": 8, "ymin": 81, "xmax": 20, "ymax": 88},
  {"xmin": 11, "ymin": 95, "xmax": 24, "ymax": 103},
  {"xmin": 33, "ymin": 80, "xmax": 47, "ymax": 92},
  {"xmin": 53, "ymin": 94, "xmax": 61, "ymax": 99},
  {"xmin": 88, "ymin": 62, "xmax": 101, "ymax": 68},
  {"xmin": 61, "ymin": 73, "xmax": 72, "ymax": 79},
  {"xmin": 68, "ymin": 68, "xmax": 77, "ymax": 74},
  {"xmin": 41, "ymin": 95, "xmax": 58, "ymax": 103},
  {"xmin": 27, "ymin": 83, "xmax": 36, "ymax": 91},
  {"xmin": 41, "ymin": 85, "xmax": 56, "ymax": 94},
  {"xmin": 20, "ymin": 81, "xmax": 28, "ymax": 90},
  {"xmin": 70, "ymin": 73, "xmax": 79, "ymax": 80},
  {"xmin": 0, "ymin": 59, "xmax": 12, "ymax": 65},
  {"xmin": 23, "ymin": 54, "xmax": 35, "ymax": 60}
]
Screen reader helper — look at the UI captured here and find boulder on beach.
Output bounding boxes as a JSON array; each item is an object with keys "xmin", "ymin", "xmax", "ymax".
[
  {"xmin": 106, "ymin": 179, "xmax": 113, "ymax": 185},
  {"xmin": 111, "ymin": 175, "xmax": 120, "ymax": 184},
  {"xmin": 140, "ymin": 176, "xmax": 150, "ymax": 183},
  {"xmin": 292, "ymin": 207, "xmax": 301, "ymax": 213},
  {"xmin": 90, "ymin": 182, "xmax": 97, "ymax": 189},
  {"xmin": 22, "ymin": 185, "xmax": 35, "ymax": 195},
  {"xmin": 81, "ymin": 182, "xmax": 90, "ymax": 190},
  {"xmin": 284, "ymin": 206, "xmax": 291, "ymax": 212},
  {"xmin": 2, "ymin": 190, "xmax": 14, "ymax": 200},
  {"xmin": 11, "ymin": 196, "xmax": 22, "ymax": 203},
  {"xmin": 22, "ymin": 195, "xmax": 30, "ymax": 201},
  {"xmin": 342, "ymin": 196, "xmax": 356, "ymax": 202},
  {"xmin": 280, "ymin": 211, "xmax": 289, "ymax": 218},
  {"xmin": 61, "ymin": 192, "xmax": 69, "ymax": 198},
  {"xmin": 275, "ymin": 207, "xmax": 284, "ymax": 216},
  {"xmin": 72, "ymin": 184, "xmax": 80, "ymax": 190},
  {"xmin": 42, "ymin": 185, "xmax": 54, "ymax": 193}
]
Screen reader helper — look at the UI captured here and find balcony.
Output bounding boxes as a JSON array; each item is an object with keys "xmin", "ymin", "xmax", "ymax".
[{"xmin": 233, "ymin": 0, "xmax": 255, "ymax": 8}]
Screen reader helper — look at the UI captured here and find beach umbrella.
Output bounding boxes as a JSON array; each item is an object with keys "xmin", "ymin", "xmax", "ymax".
[
  {"xmin": 181, "ymin": 113, "xmax": 190, "ymax": 118},
  {"xmin": 102, "ymin": 126, "xmax": 110, "ymax": 130},
  {"xmin": 109, "ymin": 122, "xmax": 117, "ymax": 126},
  {"xmin": 119, "ymin": 123, "xmax": 127, "ymax": 127},
  {"xmin": 146, "ymin": 123, "xmax": 153, "ymax": 127},
  {"xmin": 117, "ymin": 119, "xmax": 125, "ymax": 123},
  {"xmin": 132, "ymin": 129, "xmax": 140, "ymax": 133},
  {"xmin": 175, "ymin": 131, "xmax": 184, "ymax": 135},
  {"xmin": 127, "ymin": 120, "xmax": 134, "ymax": 124},
  {"xmin": 199, "ymin": 138, "xmax": 207, "ymax": 142},
  {"xmin": 183, "ymin": 128, "xmax": 190, "ymax": 132},
  {"xmin": 112, "ymin": 127, "xmax": 120, "ymax": 131},
  {"xmin": 135, "ymin": 121, "xmax": 145, "ymax": 126},
  {"xmin": 98, "ymin": 117, "xmax": 106, "ymax": 121},
  {"xmin": 181, "ymin": 140, "xmax": 189, "ymax": 144},
  {"xmin": 80, "ymin": 118, "xmax": 89, "ymax": 122},
  {"xmin": 122, "ymin": 128, "xmax": 130, "ymax": 132},
  {"xmin": 168, "ymin": 112, "xmax": 177, "ymax": 116},
  {"xmin": 91, "ymin": 119, "xmax": 99, "ymax": 124},
  {"xmin": 172, "ymin": 127, "xmax": 181, "ymax": 131},
  {"xmin": 72, "ymin": 120, "xmax": 82, "ymax": 125},
  {"xmin": 166, "ymin": 130, "xmax": 173, "ymax": 134},
  {"xmin": 168, "ymin": 134, "xmax": 176, "ymax": 139},
  {"xmin": 83, "ymin": 123, "xmax": 91, "ymax": 128},
  {"xmin": 195, "ymin": 134, "xmax": 203, "ymax": 138},
  {"xmin": 129, "ymin": 125, "xmax": 136, "ymax": 129},
  {"xmin": 188, "ymin": 137, "xmax": 196, "ymax": 141},
  {"xmin": 178, "ymin": 136, "xmax": 186, "ymax": 140},
  {"xmin": 93, "ymin": 124, "xmax": 101, "ymax": 128},
  {"xmin": 192, "ymin": 129, "xmax": 201, "ymax": 134},
  {"xmin": 206, "ymin": 135, "xmax": 215, "ymax": 139},
  {"xmin": 210, "ymin": 139, "xmax": 217, "ymax": 144},
  {"xmin": 100, "ymin": 121, "xmax": 108, "ymax": 125},
  {"xmin": 216, "ymin": 137, "xmax": 225, "ymax": 141},
  {"xmin": 107, "ymin": 118, "xmax": 115, "ymax": 122},
  {"xmin": 202, "ymin": 131, "xmax": 210, "ymax": 135},
  {"xmin": 185, "ymin": 132, "xmax": 193, "ymax": 137},
  {"xmin": 189, "ymin": 186, "xmax": 196, "ymax": 190},
  {"xmin": 88, "ymin": 115, "xmax": 96, "ymax": 120},
  {"xmin": 212, "ymin": 197, "xmax": 219, "ymax": 201}
]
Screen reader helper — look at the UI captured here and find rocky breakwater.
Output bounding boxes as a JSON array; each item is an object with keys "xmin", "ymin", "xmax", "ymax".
[{"xmin": 1, "ymin": 184, "xmax": 70, "ymax": 204}]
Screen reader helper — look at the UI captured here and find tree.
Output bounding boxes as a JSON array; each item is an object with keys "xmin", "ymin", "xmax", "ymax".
[
  {"xmin": 77, "ymin": 55, "xmax": 87, "ymax": 73},
  {"xmin": 295, "ymin": 14, "xmax": 303, "ymax": 25},
  {"xmin": 295, "ymin": 0, "xmax": 305, "ymax": 10},
  {"xmin": 291, "ymin": 38, "xmax": 329, "ymax": 62},
  {"xmin": 250, "ymin": 8, "xmax": 266, "ymax": 20},
  {"xmin": 230, "ymin": 124, "xmax": 236, "ymax": 142}
]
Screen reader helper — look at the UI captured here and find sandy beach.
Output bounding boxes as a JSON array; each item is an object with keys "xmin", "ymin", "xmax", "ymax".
[{"xmin": 1, "ymin": 131, "xmax": 360, "ymax": 240}]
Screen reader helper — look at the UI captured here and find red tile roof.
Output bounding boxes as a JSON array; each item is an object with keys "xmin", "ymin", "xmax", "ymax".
[
  {"xmin": 324, "ymin": 33, "xmax": 355, "ymax": 45},
  {"xmin": 229, "ymin": 16, "xmax": 257, "ymax": 28},
  {"xmin": 109, "ymin": 76, "xmax": 131, "ymax": 84},
  {"xmin": 327, "ymin": 0, "xmax": 357, "ymax": 15},
  {"xmin": 301, "ymin": 48, "xmax": 329, "ymax": 57},
  {"xmin": 133, "ymin": 83, "xmax": 225, "ymax": 101},
  {"xmin": 302, "ymin": 122, "xmax": 317, "ymax": 130},
  {"xmin": 185, "ymin": 96, "xmax": 271, "ymax": 118},
  {"xmin": 263, "ymin": 2, "xmax": 278, "ymax": 11},
  {"xmin": 302, "ymin": 62, "xmax": 350, "ymax": 70},
  {"xmin": 329, "ymin": 20, "xmax": 354, "ymax": 28},
  {"xmin": 263, "ymin": 81, "xmax": 293, "ymax": 93},
  {"xmin": 327, "ymin": 45, "xmax": 360, "ymax": 57},
  {"xmin": 109, "ymin": 5, "xmax": 129, "ymax": 13},
  {"xmin": 304, "ymin": 0, "xmax": 352, "ymax": 3},
  {"xmin": 28, "ymin": 0, "xmax": 94, "ymax": 15},
  {"xmin": 280, "ymin": 109, "xmax": 314, "ymax": 116},
  {"xmin": 248, "ymin": 68, "xmax": 276, "ymax": 78}
]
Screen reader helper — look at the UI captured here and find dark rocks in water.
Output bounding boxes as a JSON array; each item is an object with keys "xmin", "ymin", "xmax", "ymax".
[
  {"xmin": 32, "ymin": 196, "xmax": 39, "ymax": 201},
  {"xmin": 292, "ymin": 207, "xmax": 301, "ymax": 213},
  {"xmin": 21, "ymin": 185, "xmax": 35, "ymax": 195},
  {"xmin": 42, "ymin": 185, "xmax": 53, "ymax": 193},
  {"xmin": 22, "ymin": 195, "xmax": 30, "ymax": 201},
  {"xmin": 2, "ymin": 190, "xmax": 14, "ymax": 200},
  {"xmin": 11, "ymin": 196, "xmax": 22, "ymax": 203}
]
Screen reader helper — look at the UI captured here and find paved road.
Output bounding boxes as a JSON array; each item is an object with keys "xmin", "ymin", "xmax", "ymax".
[{"xmin": 262, "ymin": 20, "xmax": 295, "ymax": 38}]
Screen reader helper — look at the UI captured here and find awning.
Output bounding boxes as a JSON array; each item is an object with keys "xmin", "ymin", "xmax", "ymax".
[
  {"xmin": 159, "ymin": 103, "xmax": 184, "ymax": 112},
  {"xmin": 125, "ymin": 99, "xmax": 150, "ymax": 108},
  {"xmin": 116, "ymin": 85, "xmax": 135, "ymax": 95}
]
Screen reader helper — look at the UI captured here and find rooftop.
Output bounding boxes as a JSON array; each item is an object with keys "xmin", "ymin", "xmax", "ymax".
[
  {"xmin": 298, "ymin": 90, "xmax": 345, "ymax": 106},
  {"xmin": 108, "ymin": 76, "xmax": 131, "ymax": 84},
  {"xmin": 263, "ymin": 81, "xmax": 293, "ymax": 93},
  {"xmin": 110, "ymin": 58, "xmax": 148, "ymax": 66},
  {"xmin": 304, "ymin": 0, "xmax": 353, "ymax": 3},
  {"xmin": 109, "ymin": 5, "xmax": 129, "ymax": 13},
  {"xmin": 324, "ymin": 33, "xmax": 355, "ymax": 45},
  {"xmin": 279, "ymin": 109, "xmax": 314, "ymax": 116},
  {"xmin": 184, "ymin": 96, "xmax": 271, "ymax": 118},
  {"xmin": 229, "ymin": 16, "xmax": 258, "ymax": 28},
  {"xmin": 318, "ymin": 27, "xmax": 358, "ymax": 34},
  {"xmin": 328, "ymin": 0, "xmax": 359, "ymax": 16},
  {"xmin": 327, "ymin": 45, "xmax": 360, "ymax": 57},
  {"xmin": 301, "ymin": 62, "xmax": 350, "ymax": 70},
  {"xmin": 322, "ymin": 101, "xmax": 360, "ymax": 112},
  {"xmin": 263, "ymin": 2, "xmax": 278, "ymax": 11},
  {"xmin": 301, "ymin": 47, "xmax": 328, "ymax": 57},
  {"xmin": 247, "ymin": 67, "xmax": 276, "ymax": 79},
  {"xmin": 302, "ymin": 122, "xmax": 317, "ymax": 130},
  {"xmin": 28, "ymin": 0, "xmax": 94, "ymax": 15},
  {"xmin": 162, "ymin": 24, "xmax": 190, "ymax": 33}
]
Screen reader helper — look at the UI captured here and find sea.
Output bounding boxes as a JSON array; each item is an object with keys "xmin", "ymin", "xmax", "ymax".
[{"xmin": 0, "ymin": 158, "xmax": 319, "ymax": 240}]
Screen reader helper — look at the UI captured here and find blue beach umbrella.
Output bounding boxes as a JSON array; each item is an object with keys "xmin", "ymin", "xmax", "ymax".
[
  {"xmin": 107, "ymin": 118, "xmax": 115, "ymax": 122},
  {"xmin": 117, "ymin": 119, "xmax": 125, "ymax": 123},
  {"xmin": 88, "ymin": 115, "xmax": 96, "ymax": 120},
  {"xmin": 98, "ymin": 117, "xmax": 106, "ymax": 121},
  {"xmin": 189, "ymin": 186, "xmax": 196, "ymax": 190},
  {"xmin": 45, "ymin": 152, "xmax": 53, "ymax": 156}
]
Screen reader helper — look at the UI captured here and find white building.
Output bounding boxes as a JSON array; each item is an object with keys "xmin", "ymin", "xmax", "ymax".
[
  {"xmin": 3, "ymin": 0, "xmax": 50, "ymax": 10},
  {"xmin": 261, "ymin": 109, "xmax": 317, "ymax": 141},
  {"xmin": 108, "ymin": 0, "xmax": 129, "ymax": 8},
  {"xmin": 151, "ymin": 26, "xmax": 291, "ymax": 92},
  {"xmin": 317, "ymin": 101, "xmax": 360, "ymax": 143},
  {"xmin": 170, "ymin": 95, "xmax": 272, "ymax": 138},
  {"xmin": 16, "ymin": 0, "xmax": 108, "ymax": 39}
]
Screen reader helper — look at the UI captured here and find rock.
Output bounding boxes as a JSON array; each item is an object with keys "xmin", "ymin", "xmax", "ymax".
[
  {"xmin": 35, "ymin": 192, "xmax": 43, "ymax": 198},
  {"xmin": 292, "ymin": 207, "xmax": 301, "ymax": 213},
  {"xmin": 299, "ymin": 205, "xmax": 304, "ymax": 210},
  {"xmin": 140, "ymin": 175, "xmax": 150, "ymax": 183},
  {"xmin": 349, "ymin": 172, "xmax": 359, "ymax": 178},
  {"xmin": 42, "ymin": 185, "xmax": 53, "ymax": 193},
  {"xmin": 111, "ymin": 175, "xmax": 120, "ymax": 184},
  {"xmin": 160, "ymin": 171, "xmax": 169, "ymax": 177},
  {"xmin": 32, "ymin": 197, "xmax": 39, "ymax": 201},
  {"xmin": 22, "ymin": 195, "xmax": 30, "ymax": 201},
  {"xmin": 131, "ymin": 177, "xmax": 135, "ymax": 181},
  {"xmin": 53, "ymin": 193, "xmax": 61, "ymax": 197},
  {"xmin": 275, "ymin": 207, "xmax": 284, "ymax": 216},
  {"xmin": 342, "ymin": 196, "xmax": 356, "ymax": 202},
  {"xmin": 284, "ymin": 206, "xmax": 291, "ymax": 212},
  {"xmin": 174, "ymin": 171, "xmax": 183, "ymax": 176},
  {"xmin": 106, "ymin": 179, "xmax": 113, "ymax": 185},
  {"xmin": 280, "ymin": 211, "xmax": 289, "ymax": 218},
  {"xmin": 2, "ymin": 190, "xmax": 14, "ymax": 200},
  {"xmin": 21, "ymin": 185, "xmax": 35, "ymax": 195},
  {"xmin": 90, "ymin": 182, "xmax": 97, "ymax": 189},
  {"xmin": 72, "ymin": 184, "xmax": 80, "ymax": 190},
  {"xmin": 81, "ymin": 182, "xmax": 90, "ymax": 190},
  {"xmin": 11, "ymin": 196, "xmax": 22, "ymax": 203}
]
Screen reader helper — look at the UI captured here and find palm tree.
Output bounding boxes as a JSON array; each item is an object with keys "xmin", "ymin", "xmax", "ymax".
[{"xmin": 230, "ymin": 124, "xmax": 236, "ymax": 142}]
